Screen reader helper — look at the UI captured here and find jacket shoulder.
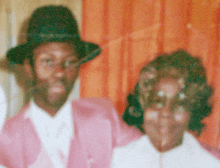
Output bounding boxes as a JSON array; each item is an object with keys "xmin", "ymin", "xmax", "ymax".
[
  {"xmin": 72, "ymin": 97, "xmax": 115, "ymax": 114},
  {"xmin": 2, "ymin": 105, "xmax": 29, "ymax": 135},
  {"xmin": 72, "ymin": 97, "xmax": 113, "ymax": 107}
]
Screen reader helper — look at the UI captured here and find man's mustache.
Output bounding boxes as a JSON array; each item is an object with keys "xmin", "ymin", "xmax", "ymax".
[{"xmin": 28, "ymin": 79, "xmax": 69, "ymax": 92}]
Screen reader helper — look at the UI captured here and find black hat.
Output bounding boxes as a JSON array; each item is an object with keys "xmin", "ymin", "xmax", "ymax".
[{"xmin": 7, "ymin": 5, "xmax": 101, "ymax": 64}]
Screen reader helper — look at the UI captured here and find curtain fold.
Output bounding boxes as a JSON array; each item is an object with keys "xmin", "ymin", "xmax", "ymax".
[{"xmin": 81, "ymin": 0, "xmax": 219, "ymax": 147}]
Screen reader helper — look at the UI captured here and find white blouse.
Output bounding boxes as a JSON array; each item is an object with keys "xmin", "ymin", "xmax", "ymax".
[{"xmin": 111, "ymin": 132, "xmax": 220, "ymax": 168}]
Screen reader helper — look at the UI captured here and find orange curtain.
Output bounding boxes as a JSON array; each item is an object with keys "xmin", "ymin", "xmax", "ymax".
[{"xmin": 80, "ymin": 0, "xmax": 220, "ymax": 148}]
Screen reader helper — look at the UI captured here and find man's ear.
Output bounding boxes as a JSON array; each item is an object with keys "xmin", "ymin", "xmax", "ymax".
[{"xmin": 24, "ymin": 59, "xmax": 33, "ymax": 78}]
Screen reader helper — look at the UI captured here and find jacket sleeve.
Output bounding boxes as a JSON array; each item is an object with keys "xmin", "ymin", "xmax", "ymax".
[{"xmin": 0, "ymin": 118, "xmax": 25, "ymax": 168}]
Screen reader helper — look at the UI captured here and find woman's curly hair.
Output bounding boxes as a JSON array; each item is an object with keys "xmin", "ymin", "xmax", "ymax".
[{"xmin": 123, "ymin": 49, "xmax": 213, "ymax": 135}]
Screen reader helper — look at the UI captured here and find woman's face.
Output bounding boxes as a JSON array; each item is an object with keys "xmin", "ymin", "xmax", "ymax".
[{"xmin": 143, "ymin": 77, "xmax": 190, "ymax": 152}]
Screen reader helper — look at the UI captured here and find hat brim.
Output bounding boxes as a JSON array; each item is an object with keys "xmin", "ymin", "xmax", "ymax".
[{"xmin": 7, "ymin": 39, "xmax": 101, "ymax": 65}]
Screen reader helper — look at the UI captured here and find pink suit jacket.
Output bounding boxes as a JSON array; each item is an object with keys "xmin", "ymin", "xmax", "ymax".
[{"xmin": 0, "ymin": 98, "xmax": 143, "ymax": 168}]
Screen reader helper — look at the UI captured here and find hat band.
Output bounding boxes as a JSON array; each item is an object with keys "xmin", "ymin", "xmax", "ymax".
[{"xmin": 26, "ymin": 33, "xmax": 81, "ymax": 43}]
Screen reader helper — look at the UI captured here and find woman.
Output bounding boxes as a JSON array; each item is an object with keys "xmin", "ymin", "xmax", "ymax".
[{"xmin": 111, "ymin": 50, "xmax": 220, "ymax": 168}]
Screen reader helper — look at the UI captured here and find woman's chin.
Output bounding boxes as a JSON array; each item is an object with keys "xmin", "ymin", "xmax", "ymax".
[{"xmin": 150, "ymin": 138, "xmax": 182, "ymax": 153}]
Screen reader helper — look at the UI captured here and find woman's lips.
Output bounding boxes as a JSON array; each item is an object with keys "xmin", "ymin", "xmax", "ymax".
[{"xmin": 159, "ymin": 126, "xmax": 171, "ymax": 134}]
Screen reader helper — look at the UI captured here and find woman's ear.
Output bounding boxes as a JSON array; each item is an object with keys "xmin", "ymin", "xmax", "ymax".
[{"xmin": 24, "ymin": 59, "xmax": 33, "ymax": 78}]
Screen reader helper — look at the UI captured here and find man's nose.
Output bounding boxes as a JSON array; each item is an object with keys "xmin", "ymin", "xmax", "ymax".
[{"xmin": 53, "ymin": 63, "xmax": 65, "ymax": 78}]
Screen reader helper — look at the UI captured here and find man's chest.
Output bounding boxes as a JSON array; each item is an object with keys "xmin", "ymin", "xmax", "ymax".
[{"xmin": 22, "ymin": 115, "xmax": 113, "ymax": 168}]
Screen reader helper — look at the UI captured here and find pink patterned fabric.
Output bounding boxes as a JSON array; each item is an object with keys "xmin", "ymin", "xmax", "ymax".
[{"xmin": 0, "ymin": 98, "xmax": 143, "ymax": 168}]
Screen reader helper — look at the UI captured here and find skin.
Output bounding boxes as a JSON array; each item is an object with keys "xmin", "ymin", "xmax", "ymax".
[
  {"xmin": 24, "ymin": 42, "xmax": 80, "ymax": 116},
  {"xmin": 142, "ymin": 77, "xmax": 190, "ymax": 152}
]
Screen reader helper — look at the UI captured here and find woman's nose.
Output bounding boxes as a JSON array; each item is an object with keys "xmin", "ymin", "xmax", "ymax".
[{"xmin": 161, "ymin": 103, "xmax": 173, "ymax": 118}]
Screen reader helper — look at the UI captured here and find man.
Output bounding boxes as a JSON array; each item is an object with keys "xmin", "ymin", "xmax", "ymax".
[{"xmin": 0, "ymin": 5, "xmax": 142, "ymax": 168}]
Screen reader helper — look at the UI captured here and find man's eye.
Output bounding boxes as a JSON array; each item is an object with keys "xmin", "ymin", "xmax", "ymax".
[
  {"xmin": 64, "ymin": 60, "xmax": 79, "ymax": 68},
  {"xmin": 43, "ymin": 59, "xmax": 54, "ymax": 66}
]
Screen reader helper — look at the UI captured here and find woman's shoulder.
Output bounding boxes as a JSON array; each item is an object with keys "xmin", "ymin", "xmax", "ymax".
[
  {"xmin": 199, "ymin": 141, "xmax": 220, "ymax": 159},
  {"xmin": 111, "ymin": 135, "xmax": 156, "ymax": 168},
  {"xmin": 184, "ymin": 132, "xmax": 220, "ymax": 167},
  {"xmin": 114, "ymin": 135, "xmax": 149, "ymax": 151}
]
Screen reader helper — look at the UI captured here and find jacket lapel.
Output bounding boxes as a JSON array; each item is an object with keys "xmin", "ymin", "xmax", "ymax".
[
  {"xmin": 67, "ymin": 102, "xmax": 89, "ymax": 168},
  {"xmin": 67, "ymin": 100, "xmax": 113, "ymax": 168}
]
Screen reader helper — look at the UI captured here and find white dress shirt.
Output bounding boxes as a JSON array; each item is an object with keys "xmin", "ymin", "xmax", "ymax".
[
  {"xmin": 111, "ymin": 132, "xmax": 220, "ymax": 168},
  {"xmin": 25, "ymin": 99, "xmax": 74, "ymax": 168}
]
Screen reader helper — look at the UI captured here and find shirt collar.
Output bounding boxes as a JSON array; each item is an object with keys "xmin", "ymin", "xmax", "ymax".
[{"xmin": 26, "ymin": 99, "xmax": 74, "ymax": 138}]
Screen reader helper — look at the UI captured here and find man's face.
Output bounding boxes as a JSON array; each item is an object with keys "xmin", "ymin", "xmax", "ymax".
[{"xmin": 25, "ymin": 42, "xmax": 80, "ymax": 115}]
